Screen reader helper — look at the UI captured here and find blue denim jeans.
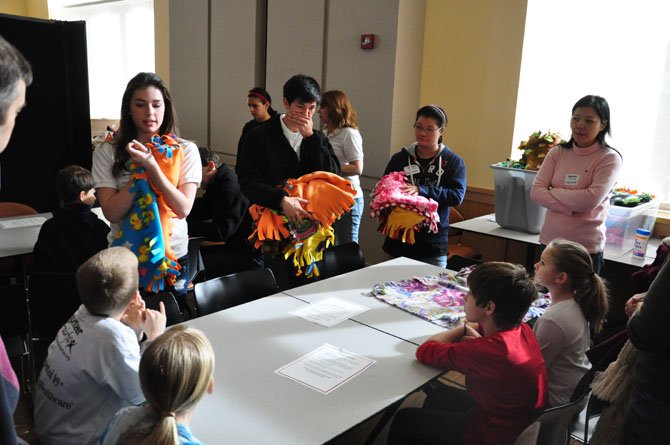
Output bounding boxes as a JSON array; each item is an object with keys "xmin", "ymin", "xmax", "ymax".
[
  {"xmin": 590, "ymin": 251, "xmax": 604, "ymax": 274},
  {"xmin": 333, "ymin": 195, "xmax": 364, "ymax": 245},
  {"xmin": 172, "ymin": 254, "xmax": 190, "ymax": 297},
  {"xmin": 422, "ymin": 255, "xmax": 448, "ymax": 268}
]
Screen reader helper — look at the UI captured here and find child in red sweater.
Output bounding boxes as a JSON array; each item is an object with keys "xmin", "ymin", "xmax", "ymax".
[{"xmin": 389, "ymin": 262, "xmax": 548, "ymax": 445}]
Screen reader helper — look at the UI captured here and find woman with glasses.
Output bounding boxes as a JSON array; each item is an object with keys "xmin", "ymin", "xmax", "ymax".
[{"xmin": 380, "ymin": 105, "xmax": 466, "ymax": 268}]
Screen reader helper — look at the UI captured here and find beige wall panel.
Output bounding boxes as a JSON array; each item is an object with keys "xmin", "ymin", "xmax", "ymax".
[
  {"xmin": 210, "ymin": 0, "xmax": 258, "ymax": 157},
  {"xmin": 169, "ymin": 0, "xmax": 209, "ymax": 145},
  {"xmin": 389, "ymin": 0, "xmax": 424, "ymax": 168},
  {"xmin": 154, "ymin": 0, "xmax": 170, "ymax": 85},
  {"xmin": 324, "ymin": 0, "xmax": 401, "ymax": 178},
  {"xmin": 0, "ymin": 0, "xmax": 26, "ymax": 16},
  {"xmin": 265, "ymin": 0, "xmax": 325, "ymax": 113}
]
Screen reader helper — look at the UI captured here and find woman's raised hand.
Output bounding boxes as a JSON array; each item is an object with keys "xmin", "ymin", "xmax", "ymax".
[{"xmin": 126, "ymin": 139, "xmax": 157, "ymax": 168}]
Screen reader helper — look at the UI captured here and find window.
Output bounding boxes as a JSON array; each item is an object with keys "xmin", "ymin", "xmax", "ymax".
[
  {"xmin": 512, "ymin": 0, "xmax": 670, "ymax": 200},
  {"xmin": 48, "ymin": 0, "xmax": 155, "ymax": 119}
]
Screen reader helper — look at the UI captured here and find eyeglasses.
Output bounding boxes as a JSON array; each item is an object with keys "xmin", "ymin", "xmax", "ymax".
[{"xmin": 414, "ymin": 124, "xmax": 441, "ymax": 134}]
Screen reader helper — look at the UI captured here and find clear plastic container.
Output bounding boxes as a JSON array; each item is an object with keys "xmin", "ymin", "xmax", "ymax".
[
  {"xmin": 491, "ymin": 163, "xmax": 547, "ymax": 234},
  {"xmin": 605, "ymin": 201, "xmax": 658, "ymax": 254}
]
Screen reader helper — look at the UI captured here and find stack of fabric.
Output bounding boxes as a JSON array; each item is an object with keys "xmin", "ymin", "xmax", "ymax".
[
  {"xmin": 369, "ymin": 171, "xmax": 440, "ymax": 244},
  {"xmin": 249, "ymin": 171, "xmax": 355, "ymax": 278}
]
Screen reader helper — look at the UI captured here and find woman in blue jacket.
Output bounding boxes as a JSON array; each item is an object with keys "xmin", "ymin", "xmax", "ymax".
[{"xmin": 382, "ymin": 105, "xmax": 466, "ymax": 268}]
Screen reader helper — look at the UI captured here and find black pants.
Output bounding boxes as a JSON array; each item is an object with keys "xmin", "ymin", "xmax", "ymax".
[{"xmin": 388, "ymin": 386, "xmax": 474, "ymax": 445}]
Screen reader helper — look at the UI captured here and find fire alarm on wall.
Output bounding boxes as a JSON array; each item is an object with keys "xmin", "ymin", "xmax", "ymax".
[{"xmin": 360, "ymin": 34, "xmax": 375, "ymax": 50}]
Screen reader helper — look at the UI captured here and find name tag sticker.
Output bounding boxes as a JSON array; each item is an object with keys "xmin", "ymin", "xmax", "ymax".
[
  {"xmin": 564, "ymin": 174, "xmax": 579, "ymax": 186},
  {"xmin": 404, "ymin": 164, "xmax": 421, "ymax": 175}
]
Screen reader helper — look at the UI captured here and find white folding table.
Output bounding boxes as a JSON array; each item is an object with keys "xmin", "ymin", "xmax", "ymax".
[
  {"xmin": 283, "ymin": 257, "xmax": 448, "ymax": 345},
  {"xmin": 185, "ymin": 293, "xmax": 442, "ymax": 444}
]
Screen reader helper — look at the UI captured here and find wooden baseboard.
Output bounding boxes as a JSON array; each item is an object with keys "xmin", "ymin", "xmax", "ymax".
[{"xmin": 458, "ymin": 186, "xmax": 494, "ymax": 220}]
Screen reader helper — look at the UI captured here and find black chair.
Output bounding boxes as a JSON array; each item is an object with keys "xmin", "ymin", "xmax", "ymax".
[
  {"xmin": 187, "ymin": 237, "xmax": 206, "ymax": 284},
  {"xmin": 28, "ymin": 271, "xmax": 79, "ymax": 340},
  {"xmin": 193, "ymin": 268, "xmax": 278, "ymax": 317},
  {"xmin": 318, "ymin": 242, "xmax": 365, "ymax": 280},
  {"xmin": 144, "ymin": 291, "xmax": 184, "ymax": 326},
  {"xmin": 569, "ymin": 330, "xmax": 628, "ymax": 443},
  {"xmin": 536, "ymin": 391, "xmax": 590, "ymax": 445},
  {"xmin": 514, "ymin": 421, "xmax": 540, "ymax": 445},
  {"xmin": 447, "ymin": 207, "xmax": 482, "ymax": 262},
  {"xmin": 0, "ymin": 283, "xmax": 33, "ymax": 397},
  {"xmin": 447, "ymin": 255, "xmax": 482, "ymax": 271}
]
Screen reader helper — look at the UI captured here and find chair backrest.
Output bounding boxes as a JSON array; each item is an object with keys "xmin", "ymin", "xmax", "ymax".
[
  {"xmin": 514, "ymin": 421, "xmax": 540, "ymax": 445},
  {"xmin": 187, "ymin": 237, "xmax": 206, "ymax": 284},
  {"xmin": 448, "ymin": 206, "xmax": 465, "ymax": 224},
  {"xmin": 447, "ymin": 255, "xmax": 482, "ymax": 271},
  {"xmin": 448, "ymin": 206, "xmax": 465, "ymax": 237},
  {"xmin": 0, "ymin": 202, "xmax": 38, "ymax": 218},
  {"xmin": 536, "ymin": 391, "xmax": 590, "ymax": 445},
  {"xmin": 570, "ymin": 391, "xmax": 606, "ymax": 445},
  {"xmin": 193, "ymin": 268, "xmax": 278, "ymax": 317},
  {"xmin": 567, "ymin": 331, "xmax": 628, "ymax": 444},
  {"xmin": 571, "ymin": 330, "xmax": 628, "ymax": 402},
  {"xmin": 319, "ymin": 242, "xmax": 365, "ymax": 280},
  {"xmin": 144, "ymin": 291, "xmax": 183, "ymax": 326}
]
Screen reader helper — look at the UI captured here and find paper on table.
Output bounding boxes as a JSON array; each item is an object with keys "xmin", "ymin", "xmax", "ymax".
[
  {"xmin": 289, "ymin": 296, "xmax": 369, "ymax": 327},
  {"xmin": 0, "ymin": 216, "xmax": 47, "ymax": 229},
  {"xmin": 275, "ymin": 343, "xmax": 376, "ymax": 394}
]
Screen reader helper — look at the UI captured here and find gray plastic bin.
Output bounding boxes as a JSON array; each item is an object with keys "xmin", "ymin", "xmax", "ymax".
[{"xmin": 491, "ymin": 163, "xmax": 547, "ymax": 234}]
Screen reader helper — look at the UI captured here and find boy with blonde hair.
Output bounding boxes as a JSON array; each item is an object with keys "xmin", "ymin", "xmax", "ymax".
[{"xmin": 34, "ymin": 247, "xmax": 166, "ymax": 445}]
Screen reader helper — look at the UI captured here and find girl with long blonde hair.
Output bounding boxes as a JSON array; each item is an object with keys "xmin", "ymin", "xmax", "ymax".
[{"xmin": 101, "ymin": 325, "xmax": 215, "ymax": 444}]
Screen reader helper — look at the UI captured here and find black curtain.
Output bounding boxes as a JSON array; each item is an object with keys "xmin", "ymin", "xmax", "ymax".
[{"xmin": 0, "ymin": 13, "xmax": 91, "ymax": 212}]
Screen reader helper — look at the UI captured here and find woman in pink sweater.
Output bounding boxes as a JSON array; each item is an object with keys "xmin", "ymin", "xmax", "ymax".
[{"xmin": 531, "ymin": 95, "xmax": 622, "ymax": 273}]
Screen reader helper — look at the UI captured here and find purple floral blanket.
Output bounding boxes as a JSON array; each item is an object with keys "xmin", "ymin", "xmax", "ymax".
[{"xmin": 369, "ymin": 271, "xmax": 550, "ymax": 329}]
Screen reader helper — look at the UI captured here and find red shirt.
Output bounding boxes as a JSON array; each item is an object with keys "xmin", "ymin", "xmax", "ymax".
[{"xmin": 417, "ymin": 323, "xmax": 547, "ymax": 445}]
